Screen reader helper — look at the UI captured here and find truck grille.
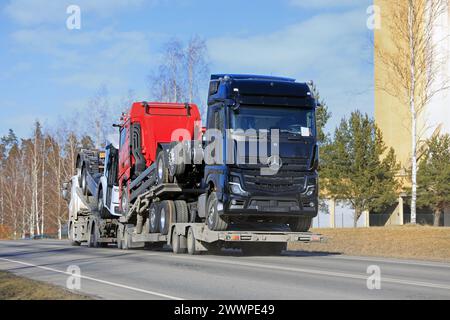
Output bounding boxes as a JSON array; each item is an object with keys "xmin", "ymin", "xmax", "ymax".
[{"xmin": 241, "ymin": 169, "xmax": 306, "ymax": 192}]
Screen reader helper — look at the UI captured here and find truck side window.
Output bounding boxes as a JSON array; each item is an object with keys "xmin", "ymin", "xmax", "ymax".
[{"xmin": 120, "ymin": 127, "xmax": 127, "ymax": 147}]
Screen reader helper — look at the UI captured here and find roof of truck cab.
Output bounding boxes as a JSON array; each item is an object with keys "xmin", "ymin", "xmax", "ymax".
[{"xmin": 211, "ymin": 74, "xmax": 296, "ymax": 82}]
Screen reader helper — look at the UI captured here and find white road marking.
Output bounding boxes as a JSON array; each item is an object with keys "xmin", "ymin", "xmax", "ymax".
[{"xmin": 0, "ymin": 257, "xmax": 184, "ymax": 300}]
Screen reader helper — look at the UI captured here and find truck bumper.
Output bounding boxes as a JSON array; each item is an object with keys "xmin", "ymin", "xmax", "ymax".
[{"xmin": 221, "ymin": 193, "xmax": 318, "ymax": 218}]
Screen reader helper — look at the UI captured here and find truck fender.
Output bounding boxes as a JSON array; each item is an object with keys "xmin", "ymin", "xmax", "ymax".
[
  {"xmin": 197, "ymin": 193, "xmax": 208, "ymax": 218},
  {"xmin": 204, "ymin": 173, "xmax": 224, "ymax": 201}
]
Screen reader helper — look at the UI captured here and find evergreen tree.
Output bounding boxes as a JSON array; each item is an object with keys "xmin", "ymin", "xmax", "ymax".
[
  {"xmin": 310, "ymin": 83, "xmax": 331, "ymax": 145},
  {"xmin": 321, "ymin": 111, "xmax": 399, "ymax": 227},
  {"xmin": 417, "ymin": 134, "xmax": 450, "ymax": 226}
]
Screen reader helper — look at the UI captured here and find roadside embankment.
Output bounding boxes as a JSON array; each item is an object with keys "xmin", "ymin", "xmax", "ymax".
[
  {"xmin": 289, "ymin": 225, "xmax": 450, "ymax": 262},
  {"xmin": 0, "ymin": 270, "xmax": 90, "ymax": 300}
]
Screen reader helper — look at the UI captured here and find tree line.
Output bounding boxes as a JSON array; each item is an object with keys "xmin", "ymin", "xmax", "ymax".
[{"xmin": 0, "ymin": 125, "xmax": 94, "ymax": 239}]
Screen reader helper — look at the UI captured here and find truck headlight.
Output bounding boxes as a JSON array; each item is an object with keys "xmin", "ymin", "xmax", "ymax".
[
  {"xmin": 229, "ymin": 182, "xmax": 249, "ymax": 196},
  {"xmin": 304, "ymin": 186, "xmax": 315, "ymax": 197}
]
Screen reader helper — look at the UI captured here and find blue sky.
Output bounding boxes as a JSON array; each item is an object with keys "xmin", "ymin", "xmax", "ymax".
[{"xmin": 0, "ymin": 0, "xmax": 373, "ymax": 138}]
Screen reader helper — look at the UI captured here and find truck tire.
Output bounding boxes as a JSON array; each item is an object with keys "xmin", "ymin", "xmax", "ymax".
[
  {"xmin": 97, "ymin": 189, "xmax": 109, "ymax": 218},
  {"xmin": 159, "ymin": 200, "xmax": 175, "ymax": 235},
  {"xmin": 156, "ymin": 150, "xmax": 169, "ymax": 185},
  {"xmin": 81, "ymin": 166, "xmax": 89, "ymax": 196},
  {"xmin": 168, "ymin": 141, "xmax": 186, "ymax": 180},
  {"xmin": 206, "ymin": 192, "xmax": 228, "ymax": 231},
  {"xmin": 88, "ymin": 222, "xmax": 99, "ymax": 248},
  {"xmin": 149, "ymin": 202, "xmax": 160, "ymax": 233},
  {"xmin": 289, "ymin": 217, "xmax": 312, "ymax": 232},
  {"xmin": 171, "ymin": 227, "xmax": 186, "ymax": 254},
  {"xmin": 187, "ymin": 227, "xmax": 199, "ymax": 255},
  {"xmin": 174, "ymin": 200, "xmax": 189, "ymax": 223}
]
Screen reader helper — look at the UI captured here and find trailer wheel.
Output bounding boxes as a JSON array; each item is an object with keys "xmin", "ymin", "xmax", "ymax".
[
  {"xmin": 288, "ymin": 217, "xmax": 312, "ymax": 232},
  {"xmin": 206, "ymin": 192, "xmax": 228, "ymax": 231},
  {"xmin": 159, "ymin": 200, "xmax": 175, "ymax": 235},
  {"xmin": 174, "ymin": 200, "xmax": 189, "ymax": 223},
  {"xmin": 171, "ymin": 228, "xmax": 186, "ymax": 254},
  {"xmin": 149, "ymin": 202, "xmax": 160, "ymax": 233},
  {"xmin": 87, "ymin": 222, "xmax": 99, "ymax": 248},
  {"xmin": 186, "ymin": 227, "xmax": 199, "ymax": 255},
  {"xmin": 156, "ymin": 150, "xmax": 169, "ymax": 185}
]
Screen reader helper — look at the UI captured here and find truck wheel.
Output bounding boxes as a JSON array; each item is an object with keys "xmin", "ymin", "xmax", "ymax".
[
  {"xmin": 171, "ymin": 228, "xmax": 186, "ymax": 254},
  {"xmin": 156, "ymin": 150, "xmax": 169, "ymax": 185},
  {"xmin": 289, "ymin": 217, "xmax": 312, "ymax": 232},
  {"xmin": 149, "ymin": 202, "xmax": 160, "ymax": 233},
  {"xmin": 174, "ymin": 200, "xmax": 189, "ymax": 223},
  {"xmin": 206, "ymin": 192, "xmax": 228, "ymax": 231},
  {"xmin": 168, "ymin": 142, "xmax": 186, "ymax": 180},
  {"xmin": 69, "ymin": 223, "xmax": 81, "ymax": 246},
  {"xmin": 81, "ymin": 166, "xmax": 89, "ymax": 196},
  {"xmin": 187, "ymin": 227, "xmax": 199, "ymax": 255},
  {"xmin": 77, "ymin": 165, "xmax": 82, "ymax": 188},
  {"xmin": 159, "ymin": 200, "xmax": 175, "ymax": 235},
  {"xmin": 97, "ymin": 189, "xmax": 108, "ymax": 218},
  {"xmin": 88, "ymin": 222, "xmax": 99, "ymax": 248}
]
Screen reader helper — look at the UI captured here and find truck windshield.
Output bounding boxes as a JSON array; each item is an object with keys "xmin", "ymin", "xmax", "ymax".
[{"xmin": 231, "ymin": 106, "xmax": 315, "ymax": 136}]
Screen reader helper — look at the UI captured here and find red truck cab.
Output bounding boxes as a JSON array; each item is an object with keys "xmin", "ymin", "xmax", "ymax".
[{"xmin": 118, "ymin": 102, "xmax": 201, "ymax": 212}]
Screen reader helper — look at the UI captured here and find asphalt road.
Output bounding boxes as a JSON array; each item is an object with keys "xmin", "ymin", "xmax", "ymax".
[{"xmin": 1, "ymin": 239, "xmax": 450, "ymax": 300}]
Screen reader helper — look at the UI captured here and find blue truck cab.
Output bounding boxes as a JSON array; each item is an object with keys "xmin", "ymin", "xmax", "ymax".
[{"xmin": 202, "ymin": 74, "xmax": 319, "ymax": 232}]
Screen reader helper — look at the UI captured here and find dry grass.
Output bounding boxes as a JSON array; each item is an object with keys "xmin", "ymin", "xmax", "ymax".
[
  {"xmin": 289, "ymin": 225, "xmax": 450, "ymax": 262},
  {"xmin": 0, "ymin": 270, "xmax": 90, "ymax": 300}
]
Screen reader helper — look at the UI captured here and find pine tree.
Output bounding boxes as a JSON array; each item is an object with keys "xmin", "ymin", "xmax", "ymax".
[
  {"xmin": 310, "ymin": 83, "xmax": 331, "ymax": 145},
  {"xmin": 417, "ymin": 134, "xmax": 450, "ymax": 226},
  {"xmin": 321, "ymin": 111, "xmax": 399, "ymax": 227}
]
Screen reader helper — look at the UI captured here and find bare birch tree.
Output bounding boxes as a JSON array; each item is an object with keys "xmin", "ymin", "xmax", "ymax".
[
  {"xmin": 375, "ymin": 0, "xmax": 449, "ymax": 224},
  {"xmin": 149, "ymin": 36, "xmax": 209, "ymax": 117}
]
